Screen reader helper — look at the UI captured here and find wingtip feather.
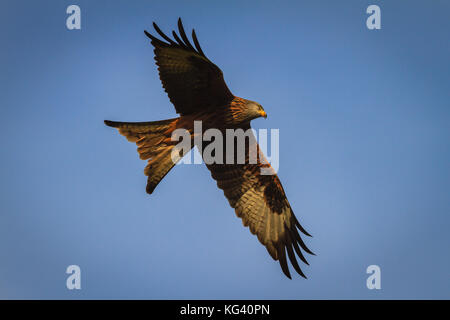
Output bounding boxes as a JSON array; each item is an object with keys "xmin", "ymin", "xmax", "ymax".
[
  {"xmin": 104, "ymin": 120, "xmax": 119, "ymax": 128},
  {"xmin": 278, "ymin": 246, "xmax": 292, "ymax": 279},
  {"xmin": 286, "ymin": 244, "xmax": 306, "ymax": 278}
]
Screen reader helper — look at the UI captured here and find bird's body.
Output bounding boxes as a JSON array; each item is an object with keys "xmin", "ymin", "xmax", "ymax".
[{"xmin": 105, "ymin": 19, "xmax": 313, "ymax": 279}]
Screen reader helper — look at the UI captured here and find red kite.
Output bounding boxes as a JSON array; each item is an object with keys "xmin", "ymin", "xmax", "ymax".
[{"xmin": 105, "ymin": 19, "xmax": 313, "ymax": 279}]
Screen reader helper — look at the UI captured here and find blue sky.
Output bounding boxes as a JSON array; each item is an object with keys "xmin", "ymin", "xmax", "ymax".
[{"xmin": 0, "ymin": 0, "xmax": 449, "ymax": 299}]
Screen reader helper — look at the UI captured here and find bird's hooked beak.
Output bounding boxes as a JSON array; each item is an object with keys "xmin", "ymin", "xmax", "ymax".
[{"xmin": 260, "ymin": 110, "xmax": 267, "ymax": 119}]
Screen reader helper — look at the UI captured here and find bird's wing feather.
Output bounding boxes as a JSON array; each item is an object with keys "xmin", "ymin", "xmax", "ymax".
[
  {"xmin": 145, "ymin": 18, "xmax": 234, "ymax": 115},
  {"xmin": 204, "ymin": 128, "xmax": 313, "ymax": 279}
]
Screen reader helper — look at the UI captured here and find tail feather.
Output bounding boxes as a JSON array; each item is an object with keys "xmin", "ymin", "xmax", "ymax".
[
  {"xmin": 104, "ymin": 118, "xmax": 191, "ymax": 194},
  {"xmin": 104, "ymin": 119, "xmax": 176, "ymax": 142},
  {"xmin": 144, "ymin": 147, "xmax": 177, "ymax": 194}
]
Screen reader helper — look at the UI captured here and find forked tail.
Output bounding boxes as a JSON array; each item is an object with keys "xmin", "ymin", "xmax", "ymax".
[{"xmin": 104, "ymin": 118, "xmax": 192, "ymax": 194}]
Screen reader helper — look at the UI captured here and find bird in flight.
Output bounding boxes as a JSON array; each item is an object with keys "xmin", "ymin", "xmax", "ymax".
[{"xmin": 105, "ymin": 18, "xmax": 313, "ymax": 279}]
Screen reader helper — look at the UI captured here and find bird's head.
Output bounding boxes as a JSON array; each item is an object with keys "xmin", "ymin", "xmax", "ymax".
[{"xmin": 243, "ymin": 99, "xmax": 267, "ymax": 121}]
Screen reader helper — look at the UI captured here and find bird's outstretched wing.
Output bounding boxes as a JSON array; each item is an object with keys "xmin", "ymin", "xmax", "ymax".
[
  {"xmin": 145, "ymin": 18, "xmax": 234, "ymax": 115},
  {"xmin": 204, "ymin": 129, "xmax": 314, "ymax": 279}
]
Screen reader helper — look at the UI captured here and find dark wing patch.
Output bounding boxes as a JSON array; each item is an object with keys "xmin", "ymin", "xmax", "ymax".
[
  {"xmin": 203, "ymin": 129, "xmax": 314, "ymax": 279},
  {"xmin": 145, "ymin": 18, "xmax": 234, "ymax": 115}
]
